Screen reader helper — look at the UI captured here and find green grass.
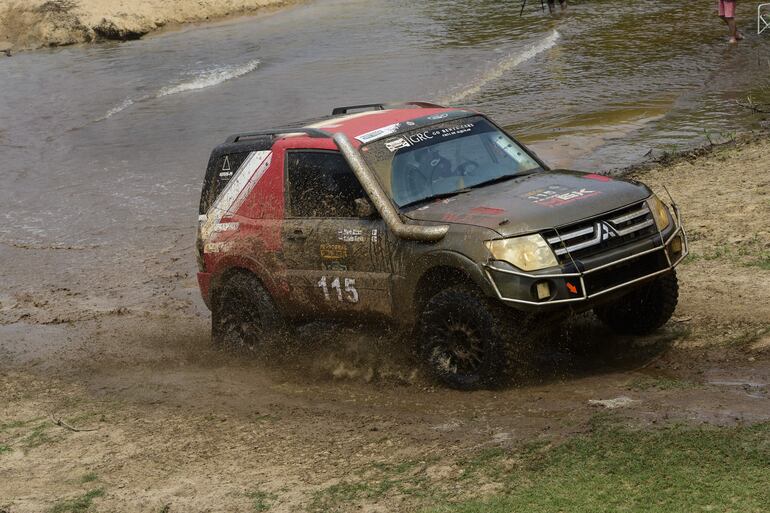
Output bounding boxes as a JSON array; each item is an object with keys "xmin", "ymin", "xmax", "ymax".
[
  {"xmin": 309, "ymin": 459, "xmax": 444, "ymax": 511},
  {"xmin": 423, "ymin": 421, "xmax": 770, "ymax": 513},
  {"xmin": 686, "ymin": 237, "xmax": 770, "ymax": 270},
  {"xmin": 0, "ymin": 444, "xmax": 11, "ymax": 455},
  {"xmin": 80, "ymin": 472, "xmax": 98, "ymax": 484},
  {"xmin": 49, "ymin": 489, "xmax": 104, "ymax": 513},
  {"xmin": 246, "ymin": 489, "xmax": 277, "ymax": 512},
  {"xmin": 22, "ymin": 423, "xmax": 52, "ymax": 449}
]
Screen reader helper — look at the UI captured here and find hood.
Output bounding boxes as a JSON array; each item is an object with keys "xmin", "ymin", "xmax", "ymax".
[{"xmin": 403, "ymin": 170, "xmax": 651, "ymax": 236}]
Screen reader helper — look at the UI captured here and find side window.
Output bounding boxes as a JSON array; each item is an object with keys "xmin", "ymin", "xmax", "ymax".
[{"xmin": 287, "ymin": 151, "xmax": 367, "ymax": 218}]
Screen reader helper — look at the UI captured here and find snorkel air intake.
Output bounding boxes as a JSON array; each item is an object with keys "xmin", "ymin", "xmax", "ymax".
[{"xmin": 333, "ymin": 133, "xmax": 449, "ymax": 242}]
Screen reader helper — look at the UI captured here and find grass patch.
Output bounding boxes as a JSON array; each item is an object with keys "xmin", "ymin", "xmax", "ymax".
[
  {"xmin": 308, "ymin": 459, "xmax": 444, "ymax": 512},
  {"xmin": 687, "ymin": 237, "xmax": 770, "ymax": 270},
  {"xmin": 49, "ymin": 489, "xmax": 104, "ymax": 513},
  {"xmin": 0, "ymin": 444, "xmax": 11, "ymax": 455},
  {"xmin": 80, "ymin": 472, "xmax": 98, "ymax": 483},
  {"xmin": 246, "ymin": 489, "xmax": 277, "ymax": 512},
  {"xmin": 423, "ymin": 421, "xmax": 770, "ymax": 513},
  {"xmin": 22, "ymin": 423, "xmax": 52, "ymax": 449}
]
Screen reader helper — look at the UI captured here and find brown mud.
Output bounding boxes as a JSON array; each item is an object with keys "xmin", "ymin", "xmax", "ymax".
[{"xmin": 1, "ymin": 136, "xmax": 770, "ymax": 512}]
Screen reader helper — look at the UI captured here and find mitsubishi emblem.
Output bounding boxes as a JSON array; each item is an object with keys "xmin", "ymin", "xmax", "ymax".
[{"xmin": 600, "ymin": 222, "xmax": 617, "ymax": 241}]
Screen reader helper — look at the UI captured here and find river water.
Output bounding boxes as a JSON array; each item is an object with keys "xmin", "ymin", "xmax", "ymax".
[{"xmin": 0, "ymin": 0, "xmax": 768, "ymax": 283}]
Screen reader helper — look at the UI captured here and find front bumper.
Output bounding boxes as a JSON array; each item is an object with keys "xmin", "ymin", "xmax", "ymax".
[{"xmin": 483, "ymin": 205, "xmax": 688, "ymax": 308}]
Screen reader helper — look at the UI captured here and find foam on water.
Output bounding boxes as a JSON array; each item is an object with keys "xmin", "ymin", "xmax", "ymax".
[
  {"xmin": 158, "ymin": 59, "xmax": 261, "ymax": 97},
  {"xmin": 101, "ymin": 59, "xmax": 260, "ymax": 120},
  {"xmin": 441, "ymin": 30, "xmax": 560, "ymax": 104}
]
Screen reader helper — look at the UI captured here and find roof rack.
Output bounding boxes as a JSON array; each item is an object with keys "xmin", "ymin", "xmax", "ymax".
[
  {"xmin": 331, "ymin": 101, "xmax": 446, "ymax": 116},
  {"xmin": 225, "ymin": 128, "xmax": 331, "ymax": 144}
]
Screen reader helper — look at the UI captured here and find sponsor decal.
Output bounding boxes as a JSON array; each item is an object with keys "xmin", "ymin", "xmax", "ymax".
[
  {"xmin": 584, "ymin": 173, "xmax": 612, "ymax": 182},
  {"xmin": 320, "ymin": 243, "xmax": 348, "ymax": 260},
  {"xmin": 470, "ymin": 206, "xmax": 506, "ymax": 216},
  {"xmin": 384, "ymin": 122, "xmax": 479, "ymax": 152},
  {"xmin": 526, "ymin": 187, "xmax": 600, "ymax": 208},
  {"xmin": 337, "ymin": 228, "xmax": 366, "ymax": 243},
  {"xmin": 204, "ymin": 241, "xmax": 234, "ymax": 254},
  {"xmin": 427, "ymin": 113, "xmax": 449, "ymax": 120},
  {"xmin": 213, "ymin": 222, "xmax": 240, "ymax": 232}
]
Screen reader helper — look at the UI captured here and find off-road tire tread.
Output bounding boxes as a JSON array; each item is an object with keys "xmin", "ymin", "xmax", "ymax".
[
  {"xmin": 418, "ymin": 284, "xmax": 528, "ymax": 390},
  {"xmin": 211, "ymin": 271, "xmax": 282, "ymax": 351}
]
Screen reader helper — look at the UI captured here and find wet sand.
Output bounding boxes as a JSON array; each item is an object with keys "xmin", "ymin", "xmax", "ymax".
[
  {"xmin": 0, "ymin": 0, "xmax": 304, "ymax": 51},
  {"xmin": 1, "ymin": 135, "xmax": 769, "ymax": 512}
]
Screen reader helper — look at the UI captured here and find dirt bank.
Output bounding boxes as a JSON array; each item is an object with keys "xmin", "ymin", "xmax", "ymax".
[
  {"xmin": 1, "ymin": 136, "xmax": 769, "ymax": 512},
  {"xmin": 0, "ymin": 0, "xmax": 304, "ymax": 52}
]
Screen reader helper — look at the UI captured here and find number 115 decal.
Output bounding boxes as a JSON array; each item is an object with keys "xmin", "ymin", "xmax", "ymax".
[{"xmin": 317, "ymin": 276, "xmax": 359, "ymax": 303}]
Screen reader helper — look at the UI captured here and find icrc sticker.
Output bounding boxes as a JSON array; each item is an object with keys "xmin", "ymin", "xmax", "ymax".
[
  {"xmin": 356, "ymin": 123, "xmax": 402, "ymax": 144},
  {"xmin": 385, "ymin": 137, "xmax": 411, "ymax": 152}
]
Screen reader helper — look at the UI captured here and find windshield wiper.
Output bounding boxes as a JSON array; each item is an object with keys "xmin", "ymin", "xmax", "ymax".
[
  {"xmin": 467, "ymin": 169, "xmax": 541, "ymax": 190},
  {"xmin": 400, "ymin": 188, "xmax": 473, "ymax": 209}
]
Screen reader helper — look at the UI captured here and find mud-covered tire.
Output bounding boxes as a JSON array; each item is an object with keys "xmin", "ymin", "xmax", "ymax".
[
  {"xmin": 418, "ymin": 285, "xmax": 525, "ymax": 390},
  {"xmin": 593, "ymin": 271, "xmax": 679, "ymax": 336},
  {"xmin": 211, "ymin": 271, "xmax": 283, "ymax": 352}
]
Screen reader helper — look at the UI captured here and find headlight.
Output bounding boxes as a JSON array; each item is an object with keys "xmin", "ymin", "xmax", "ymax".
[
  {"xmin": 646, "ymin": 194, "xmax": 671, "ymax": 231},
  {"xmin": 486, "ymin": 234, "xmax": 559, "ymax": 271}
]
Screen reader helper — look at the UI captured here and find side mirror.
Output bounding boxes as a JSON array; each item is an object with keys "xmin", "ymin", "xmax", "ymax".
[{"xmin": 354, "ymin": 197, "xmax": 377, "ymax": 218}]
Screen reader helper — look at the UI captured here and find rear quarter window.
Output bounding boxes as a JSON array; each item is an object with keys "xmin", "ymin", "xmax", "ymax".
[{"xmin": 199, "ymin": 152, "xmax": 251, "ymax": 215}]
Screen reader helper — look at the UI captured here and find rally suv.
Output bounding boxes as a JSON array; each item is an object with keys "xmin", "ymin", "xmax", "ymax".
[{"xmin": 196, "ymin": 102, "xmax": 687, "ymax": 389}]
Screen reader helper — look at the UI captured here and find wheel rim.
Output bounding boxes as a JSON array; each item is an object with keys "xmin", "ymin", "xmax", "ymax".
[{"xmin": 431, "ymin": 320, "xmax": 485, "ymax": 376}]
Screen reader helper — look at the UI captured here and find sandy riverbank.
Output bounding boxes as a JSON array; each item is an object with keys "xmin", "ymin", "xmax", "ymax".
[{"xmin": 0, "ymin": 0, "xmax": 304, "ymax": 52}]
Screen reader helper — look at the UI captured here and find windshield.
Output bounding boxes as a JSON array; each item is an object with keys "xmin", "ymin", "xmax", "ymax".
[{"xmin": 361, "ymin": 116, "xmax": 542, "ymax": 207}]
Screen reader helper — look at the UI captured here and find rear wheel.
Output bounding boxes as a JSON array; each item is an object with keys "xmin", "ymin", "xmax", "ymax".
[
  {"xmin": 211, "ymin": 271, "xmax": 283, "ymax": 352},
  {"xmin": 418, "ymin": 285, "xmax": 527, "ymax": 390},
  {"xmin": 593, "ymin": 271, "xmax": 679, "ymax": 335}
]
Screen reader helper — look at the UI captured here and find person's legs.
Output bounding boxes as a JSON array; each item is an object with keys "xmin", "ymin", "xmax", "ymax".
[{"xmin": 722, "ymin": 1, "xmax": 741, "ymax": 42}]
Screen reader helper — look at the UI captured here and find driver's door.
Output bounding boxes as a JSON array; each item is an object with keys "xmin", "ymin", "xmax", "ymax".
[{"xmin": 282, "ymin": 150, "xmax": 394, "ymax": 319}]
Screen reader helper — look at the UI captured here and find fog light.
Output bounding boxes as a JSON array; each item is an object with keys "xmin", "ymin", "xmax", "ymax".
[
  {"xmin": 535, "ymin": 281, "xmax": 551, "ymax": 300},
  {"xmin": 669, "ymin": 236, "xmax": 683, "ymax": 260}
]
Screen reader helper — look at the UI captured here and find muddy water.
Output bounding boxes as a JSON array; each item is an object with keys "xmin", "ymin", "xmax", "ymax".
[{"xmin": 0, "ymin": 0, "xmax": 768, "ymax": 291}]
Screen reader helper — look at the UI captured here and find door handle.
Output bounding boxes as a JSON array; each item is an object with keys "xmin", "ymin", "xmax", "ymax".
[{"xmin": 287, "ymin": 229, "xmax": 307, "ymax": 242}]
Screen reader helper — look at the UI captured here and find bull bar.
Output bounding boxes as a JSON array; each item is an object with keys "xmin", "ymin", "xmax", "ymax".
[{"xmin": 483, "ymin": 205, "xmax": 689, "ymax": 307}]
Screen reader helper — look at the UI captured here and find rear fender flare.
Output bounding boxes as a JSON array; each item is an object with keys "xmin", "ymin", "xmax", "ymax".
[{"xmin": 207, "ymin": 255, "xmax": 287, "ymax": 311}]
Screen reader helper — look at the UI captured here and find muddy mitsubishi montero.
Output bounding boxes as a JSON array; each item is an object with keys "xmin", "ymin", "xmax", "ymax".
[{"xmin": 196, "ymin": 102, "xmax": 688, "ymax": 389}]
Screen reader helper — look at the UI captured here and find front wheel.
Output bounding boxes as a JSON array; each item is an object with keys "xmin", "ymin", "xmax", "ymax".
[
  {"xmin": 211, "ymin": 271, "xmax": 283, "ymax": 352},
  {"xmin": 593, "ymin": 271, "xmax": 679, "ymax": 336},
  {"xmin": 417, "ymin": 285, "xmax": 526, "ymax": 390}
]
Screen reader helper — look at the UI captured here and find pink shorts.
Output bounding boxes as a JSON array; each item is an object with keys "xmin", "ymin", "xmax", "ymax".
[{"xmin": 718, "ymin": 0, "xmax": 736, "ymax": 18}]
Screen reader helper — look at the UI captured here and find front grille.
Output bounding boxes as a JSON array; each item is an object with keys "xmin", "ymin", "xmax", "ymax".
[
  {"xmin": 584, "ymin": 250, "xmax": 668, "ymax": 296},
  {"xmin": 544, "ymin": 202, "xmax": 657, "ymax": 264}
]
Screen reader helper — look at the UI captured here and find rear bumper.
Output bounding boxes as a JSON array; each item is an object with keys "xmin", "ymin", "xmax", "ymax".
[
  {"xmin": 484, "ymin": 206, "xmax": 688, "ymax": 308},
  {"xmin": 197, "ymin": 272, "xmax": 213, "ymax": 310}
]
